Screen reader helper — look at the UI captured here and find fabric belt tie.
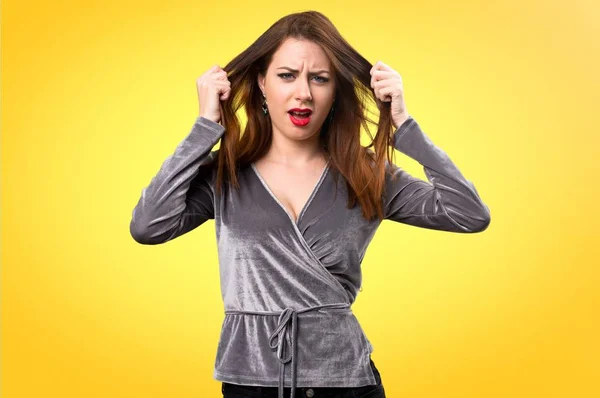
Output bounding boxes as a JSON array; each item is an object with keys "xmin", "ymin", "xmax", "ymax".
[{"xmin": 225, "ymin": 302, "xmax": 351, "ymax": 398}]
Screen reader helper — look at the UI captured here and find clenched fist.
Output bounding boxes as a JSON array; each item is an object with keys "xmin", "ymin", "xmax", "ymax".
[{"xmin": 196, "ymin": 65, "xmax": 231, "ymax": 124}]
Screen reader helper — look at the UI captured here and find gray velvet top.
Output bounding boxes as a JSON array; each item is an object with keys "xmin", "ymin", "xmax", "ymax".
[{"xmin": 130, "ymin": 115, "xmax": 491, "ymax": 398}]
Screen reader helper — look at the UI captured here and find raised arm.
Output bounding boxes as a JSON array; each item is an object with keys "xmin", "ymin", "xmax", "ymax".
[
  {"xmin": 129, "ymin": 116, "xmax": 225, "ymax": 244},
  {"xmin": 383, "ymin": 116, "xmax": 491, "ymax": 233}
]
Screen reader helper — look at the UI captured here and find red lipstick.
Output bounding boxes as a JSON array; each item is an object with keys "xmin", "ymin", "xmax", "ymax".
[{"xmin": 288, "ymin": 108, "xmax": 312, "ymax": 127}]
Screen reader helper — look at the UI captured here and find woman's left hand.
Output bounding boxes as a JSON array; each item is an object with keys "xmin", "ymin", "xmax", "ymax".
[{"xmin": 370, "ymin": 60, "xmax": 410, "ymax": 130}]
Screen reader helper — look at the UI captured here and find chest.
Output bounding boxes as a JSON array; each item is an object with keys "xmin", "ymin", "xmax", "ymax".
[
  {"xmin": 214, "ymin": 163, "xmax": 381, "ymax": 274},
  {"xmin": 251, "ymin": 160, "xmax": 327, "ymax": 223}
]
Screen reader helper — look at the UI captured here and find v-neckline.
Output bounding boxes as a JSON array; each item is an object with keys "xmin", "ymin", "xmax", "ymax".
[{"xmin": 250, "ymin": 159, "xmax": 331, "ymax": 226}]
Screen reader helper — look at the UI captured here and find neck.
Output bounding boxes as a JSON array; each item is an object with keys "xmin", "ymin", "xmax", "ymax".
[{"xmin": 264, "ymin": 129, "xmax": 327, "ymax": 166}]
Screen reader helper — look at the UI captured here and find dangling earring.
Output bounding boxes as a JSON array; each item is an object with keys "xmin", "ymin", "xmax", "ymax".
[{"xmin": 261, "ymin": 92, "xmax": 268, "ymax": 115}]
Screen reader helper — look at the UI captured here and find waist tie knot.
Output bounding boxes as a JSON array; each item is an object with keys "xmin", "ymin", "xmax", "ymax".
[{"xmin": 226, "ymin": 302, "xmax": 351, "ymax": 398}]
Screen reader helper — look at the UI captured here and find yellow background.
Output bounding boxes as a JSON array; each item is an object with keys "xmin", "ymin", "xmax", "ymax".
[{"xmin": 2, "ymin": 0, "xmax": 598, "ymax": 397}]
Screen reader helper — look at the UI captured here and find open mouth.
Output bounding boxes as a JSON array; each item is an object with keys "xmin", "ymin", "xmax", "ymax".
[
  {"xmin": 288, "ymin": 109, "xmax": 312, "ymax": 127},
  {"xmin": 288, "ymin": 111, "xmax": 312, "ymax": 119}
]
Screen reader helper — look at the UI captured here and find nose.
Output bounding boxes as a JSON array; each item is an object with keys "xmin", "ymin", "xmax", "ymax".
[{"xmin": 295, "ymin": 78, "xmax": 312, "ymax": 103}]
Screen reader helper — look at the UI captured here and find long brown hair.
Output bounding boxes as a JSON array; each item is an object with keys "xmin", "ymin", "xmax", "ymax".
[{"xmin": 206, "ymin": 10, "xmax": 397, "ymax": 222}]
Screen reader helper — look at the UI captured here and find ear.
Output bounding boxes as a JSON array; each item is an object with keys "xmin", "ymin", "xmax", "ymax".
[{"xmin": 257, "ymin": 74, "xmax": 265, "ymax": 96}]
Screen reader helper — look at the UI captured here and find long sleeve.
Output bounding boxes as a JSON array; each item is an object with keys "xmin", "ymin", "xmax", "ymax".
[
  {"xmin": 383, "ymin": 116, "xmax": 491, "ymax": 233},
  {"xmin": 129, "ymin": 116, "xmax": 225, "ymax": 244}
]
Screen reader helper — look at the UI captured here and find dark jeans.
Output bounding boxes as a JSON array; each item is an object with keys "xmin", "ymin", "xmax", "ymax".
[{"xmin": 221, "ymin": 357, "xmax": 385, "ymax": 398}]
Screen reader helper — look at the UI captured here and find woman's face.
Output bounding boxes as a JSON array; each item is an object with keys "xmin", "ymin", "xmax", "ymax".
[{"xmin": 258, "ymin": 38, "xmax": 336, "ymax": 144}]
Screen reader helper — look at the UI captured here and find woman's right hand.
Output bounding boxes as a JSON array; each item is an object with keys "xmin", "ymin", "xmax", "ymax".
[{"xmin": 196, "ymin": 65, "xmax": 231, "ymax": 124}]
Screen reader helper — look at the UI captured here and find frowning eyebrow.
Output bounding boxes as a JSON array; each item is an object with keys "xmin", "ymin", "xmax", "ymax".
[{"xmin": 277, "ymin": 66, "xmax": 330, "ymax": 75}]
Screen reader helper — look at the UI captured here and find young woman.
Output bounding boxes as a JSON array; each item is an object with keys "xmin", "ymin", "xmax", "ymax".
[{"xmin": 130, "ymin": 10, "xmax": 491, "ymax": 398}]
